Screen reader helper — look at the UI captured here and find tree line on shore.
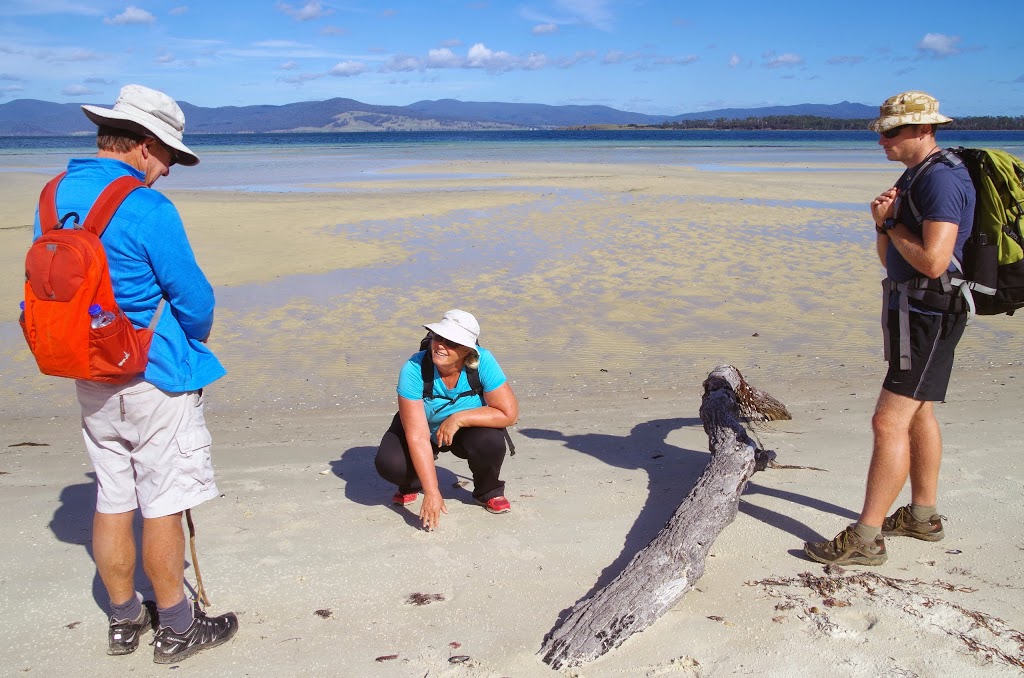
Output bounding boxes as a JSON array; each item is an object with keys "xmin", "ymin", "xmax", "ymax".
[{"xmin": 624, "ymin": 115, "xmax": 1024, "ymax": 131}]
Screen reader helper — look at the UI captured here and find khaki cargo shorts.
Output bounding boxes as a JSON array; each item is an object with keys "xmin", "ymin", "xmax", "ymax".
[{"xmin": 76, "ymin": 379, "xmax": 219, "ymax": 519}]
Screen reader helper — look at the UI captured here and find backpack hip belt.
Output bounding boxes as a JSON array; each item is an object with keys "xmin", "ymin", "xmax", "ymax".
[{"xmin": 881, "ymin": 272, "xmax": 970, "ymax": 371}]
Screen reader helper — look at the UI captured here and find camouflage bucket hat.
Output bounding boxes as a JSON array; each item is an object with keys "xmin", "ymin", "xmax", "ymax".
[{"xmin": 868, "ymin": 90, "xmax": 953, "ymax": 133}]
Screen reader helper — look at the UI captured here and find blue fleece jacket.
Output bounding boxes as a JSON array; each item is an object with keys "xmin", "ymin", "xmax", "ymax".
[{"xmin": 33, "ymin": 157, "xmax": 225, "ymax": 392}]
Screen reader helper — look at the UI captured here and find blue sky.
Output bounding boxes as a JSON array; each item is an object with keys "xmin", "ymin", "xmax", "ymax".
[{"xmin": 1, "ymin": 0, "xmax": 1021, "ymax": 116}]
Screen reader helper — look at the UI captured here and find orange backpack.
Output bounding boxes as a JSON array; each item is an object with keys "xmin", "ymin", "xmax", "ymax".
[{"xmin": 20, "ymin": 173, "xmax": 163, "ymax": 384}]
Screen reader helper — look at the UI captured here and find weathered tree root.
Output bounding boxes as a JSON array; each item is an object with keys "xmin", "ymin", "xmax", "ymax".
[{"xmin": 538, "ymin": 365, "xmax": 788, "ymax": 669}]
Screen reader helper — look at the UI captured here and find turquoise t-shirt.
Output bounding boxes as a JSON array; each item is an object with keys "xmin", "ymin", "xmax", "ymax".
[{"xmin": 397, "ymin": 346, "xmax": 507, "ymax": 437}]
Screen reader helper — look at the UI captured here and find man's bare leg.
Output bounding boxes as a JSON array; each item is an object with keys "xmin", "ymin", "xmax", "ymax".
[
  {"xmin": 907, "ymin": 401, "xmax": 942, "ymax": 506},
  {"xmin": 93, "ymin": 510, "xmax": 137, "ymax": 605},
  {"xmin": 141, "ymin": 512, "xmax": 186, "ymax": 609},
  {"xmin": 859, "ymin": 388, "xmax": 927, "ymax": 527}
]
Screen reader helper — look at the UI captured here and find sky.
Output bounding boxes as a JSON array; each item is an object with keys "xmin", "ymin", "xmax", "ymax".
[{"xmin": 1, "ymin": 0, "xmax": 1021, "ymax": 116}]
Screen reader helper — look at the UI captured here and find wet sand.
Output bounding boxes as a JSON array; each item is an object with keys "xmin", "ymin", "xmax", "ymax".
[{"xmin": 1, "ymin": 159, "xmax": 1023, "ymax": 676}]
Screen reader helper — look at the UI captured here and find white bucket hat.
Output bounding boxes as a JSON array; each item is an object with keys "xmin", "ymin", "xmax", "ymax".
[
  {"xmin": 424, "ymin": 309, "xmax": 481, "ymax": 356},
  {"xmin": 82, "ymin": 84, "xmax": 199, "ymax": 166}
]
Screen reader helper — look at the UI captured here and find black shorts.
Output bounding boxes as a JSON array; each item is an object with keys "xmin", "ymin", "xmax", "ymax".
[{"xmin": 883, "ymin": 309, "xmax": 966, "ymax": 401}]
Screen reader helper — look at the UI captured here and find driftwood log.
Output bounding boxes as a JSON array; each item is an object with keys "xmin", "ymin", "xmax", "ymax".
[{"xmin": 539, "ymin": 365, "xmax": 791, "ymax": 669}]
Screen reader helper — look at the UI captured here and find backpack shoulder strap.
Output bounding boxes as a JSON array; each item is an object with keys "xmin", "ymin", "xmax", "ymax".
[
  {"xmin": 37, "ymin": 172, "xmax": 67, "ymax": 235},
  {"xmin": 901, "ymin": 149, "xmax": 957, "ymax": 227},
  {"xmin": 420, "ymin": 350, "xmax": 434, "ymax": 400},
  {"xmin": 82, "ymin": 175, "xmax": 146, "ymax": 237},
  {"xmin": 466, "ymin": 364, "xmax": 483, "ymax": 396}
]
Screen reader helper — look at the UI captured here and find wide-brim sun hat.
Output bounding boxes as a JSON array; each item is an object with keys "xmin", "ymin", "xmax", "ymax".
[
  {"xmin": 424, "ymin": 309, "xmax": 481, "ymax": 356},
  {"xmin": 868, "ymin": 90, "xmax": 953, "ymax": 133},
  {"xmin": 82, "ymin": 84, "xmax": 199, "ymax": 166}
]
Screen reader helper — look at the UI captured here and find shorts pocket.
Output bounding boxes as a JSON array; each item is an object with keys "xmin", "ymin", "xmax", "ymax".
[{"xmin": 174, "ymin": 422, "xmax": 214, "ymax": 489}]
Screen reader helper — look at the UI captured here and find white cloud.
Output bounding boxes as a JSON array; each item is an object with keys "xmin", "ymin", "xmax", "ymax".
[
  {"xmin": 280, "ymin": 60, "xmax": 299, "ymax": 70},
  {"xmin": 380, "ymin": 43, "xmax": 554, "ymax": 75},
  {"xmin": 329, "ymin": 60, "xmax": 366, "ymax": 76},
  {"xmin": 916, "ymin": 33, "xmax": 961, "ymax": 57},
  {"xmin": 762, "ymin": 51, "xmax": 803, "ymax": 68},
  {"xmin": 62, "ymin": 84, "xmax": 98, "ymax": 96},
  {"xmin": 427, "ymin": 48, "xmax": 462, "ymax": 68},
  {"xmin": 381, "ymin": 54, "xmax": 422, "ymax": 72},
  {"xmin": 104, "ymin": 6, "xmax": 155, "ymax": 25},
  {"xmin": 555, "ymin": 50, "xmax": 596, "ymax": 68},
  {"xmin": 156, "ymin": 52, "xmax": 175, "ymax": 63},
  {"xmin": 277, "ymin": 1, "xmax": 333, "ymax": 21},
  {"xmin": 533, "ymin": 23, "xmax": 557, "ymax": 35},
  {"xmin": 728, "ymin": 54, "xmax": 741, "ymax": 68},
  {"xmin": 466, "ymin": 43, "xmax": 519, "ymax": 72},
  {"xmin": 602, "ymin": 49, "xmax": 634, "ymax": 64},
  {"xmin": 169, "ymin": 6, "xmax": 188, "ymax": 16}
]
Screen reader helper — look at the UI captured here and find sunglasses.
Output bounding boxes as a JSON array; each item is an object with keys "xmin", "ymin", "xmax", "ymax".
[
  {"xmin": 881, "ymin": 125, "xmax": 909, "ymax": 139},
  {"xmin": 429, "ymin": 333, "xmax": 463, "ymax": 349},
  {"xmin": 148, "ymin": 138, "xmax": 178, "ymax": 166}
]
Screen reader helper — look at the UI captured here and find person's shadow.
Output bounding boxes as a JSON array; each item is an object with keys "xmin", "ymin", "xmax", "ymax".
[
  {"xmin": 49, "ymin": 472, "xmax": 202, "ymax": 612},
  {"xmin": 330, "ymin": 445, "xmax": 473, "ymax": 530}
]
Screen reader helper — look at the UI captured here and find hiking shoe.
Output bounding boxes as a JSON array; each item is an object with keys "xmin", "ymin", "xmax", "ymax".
[
  {"xmin": 392, "ymin": 491, "xmax": 419, "ymax": 506},
  {"xmin": 882, "ymin": 505, "xmax": 945, "ymax": 541},
  {"xmin": 108, "ymin": 600, "xmax": 156, "ymax": 656},
  {"xmin": 804, "ymin": 525, "xmax": 887, "ymax": 566},
  {"xmin": 152, "ymin": 604, "xmax": 238, "ymax": 664},
  {"xmin": 477, "ymin": 496, "xmax": 511, "ymax": 514}
]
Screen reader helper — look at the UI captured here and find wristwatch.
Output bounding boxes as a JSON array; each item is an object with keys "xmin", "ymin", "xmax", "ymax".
[{"xmin": 876, "ymin": 218, "xmax": 897, "ymax": 234}]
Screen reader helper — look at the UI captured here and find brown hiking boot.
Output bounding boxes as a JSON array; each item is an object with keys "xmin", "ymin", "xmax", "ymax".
[
  {"xmin": 804, "ymin": 525, "xmax": 887, "ymax": 566},
  {"xmin": 881, "ymin": 505, "xmax": 945, "ymax": 542}
]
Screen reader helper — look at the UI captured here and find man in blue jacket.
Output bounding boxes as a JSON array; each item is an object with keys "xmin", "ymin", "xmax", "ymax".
[{"xmin": 34, "ymin": 85, "xmax": 238, "ymax": 663}]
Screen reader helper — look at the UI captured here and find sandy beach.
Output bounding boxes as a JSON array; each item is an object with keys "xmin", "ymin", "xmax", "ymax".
[{"xmin": 1, "ymin": 152, "xmax": 1023, "ymax": 677}]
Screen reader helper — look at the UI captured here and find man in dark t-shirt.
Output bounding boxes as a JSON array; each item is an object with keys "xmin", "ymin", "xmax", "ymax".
[{"xmin": 805, "ymin": 91, "xmax": 976, "ymax": 566}]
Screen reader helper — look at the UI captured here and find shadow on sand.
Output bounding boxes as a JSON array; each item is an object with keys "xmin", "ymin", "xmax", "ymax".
[
  {"xmin": 49, "ymin": 472, "xmax": 201, "ymax": 613},
  {"xmin": 521, "ymin": 415, "xmax": 857, "ymax": 622}
]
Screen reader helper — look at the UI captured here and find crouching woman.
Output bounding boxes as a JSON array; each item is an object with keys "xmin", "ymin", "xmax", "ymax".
[{"xmin": 374, "ymin": 309, "xmax": 518, "ymax": 530}]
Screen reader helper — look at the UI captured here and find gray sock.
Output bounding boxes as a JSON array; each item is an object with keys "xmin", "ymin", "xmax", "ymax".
[
  {"xmin": 158, "ymin": 597, "xmax": 194, "ymax": 635},
  {"xmin": 854, "ymin": 521, "xmax": 882, "ymax": 542},
  {"xmin": 910, "ymin": 504, "xmax": 938, "ymax": 522},
  {"xmin": 109, "ymin": 592, "xmax": 143, "ymax": 623}
]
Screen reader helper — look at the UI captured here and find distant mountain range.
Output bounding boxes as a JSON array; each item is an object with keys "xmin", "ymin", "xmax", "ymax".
[{"xmin": 0, "ymin": 97, "xmax": 881, "ymax": 136}]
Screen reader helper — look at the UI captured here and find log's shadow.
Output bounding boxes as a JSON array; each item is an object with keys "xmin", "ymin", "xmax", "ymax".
[
  {"xmin": 331, "ymin": 444, "xmax": 473, "ymax": 531},
  {"xmin": 742, "ymin": 482, "xmax": 859, "ymax": 543},
  {"xmin": 520, "ymin": 418, "xmax": 706, "ymax": 603},
  {"xmin": 522, "ymin": 416, "xmax": 859, "ymax": 625}
]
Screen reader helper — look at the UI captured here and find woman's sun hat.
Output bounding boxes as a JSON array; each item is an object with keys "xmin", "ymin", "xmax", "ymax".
[
  {"xmin": 81, "ymin": 84, "xmax": 200, "ymax": 166},
  {"xmin": 868, "ymin": 90, "xmax": 953, "ymax": 133},
  {"xmin": 424, "ymin": 309, "xmax": 481, "ymax": 356}
]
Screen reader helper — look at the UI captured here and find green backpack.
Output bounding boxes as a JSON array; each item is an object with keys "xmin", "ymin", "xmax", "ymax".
[{"xmin": 905, "ymin": 147, "xmax": 1024, "ymax": 315}]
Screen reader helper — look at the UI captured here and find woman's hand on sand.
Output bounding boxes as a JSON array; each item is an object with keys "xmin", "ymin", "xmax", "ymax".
[{"xmin": 419, "ymin": 491, "xmax": 448, "ymax": 531}]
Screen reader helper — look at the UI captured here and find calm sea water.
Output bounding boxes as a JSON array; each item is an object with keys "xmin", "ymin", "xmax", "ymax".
[{"xmin": 2, "ymin": 130, "xmax": 1022, "ymax": 191}]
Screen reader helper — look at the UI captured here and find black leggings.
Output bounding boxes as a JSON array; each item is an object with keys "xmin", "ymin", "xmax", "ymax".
[{"xmin": 374, "ymin": 413, "xmax": 507, "ymax": 501}]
